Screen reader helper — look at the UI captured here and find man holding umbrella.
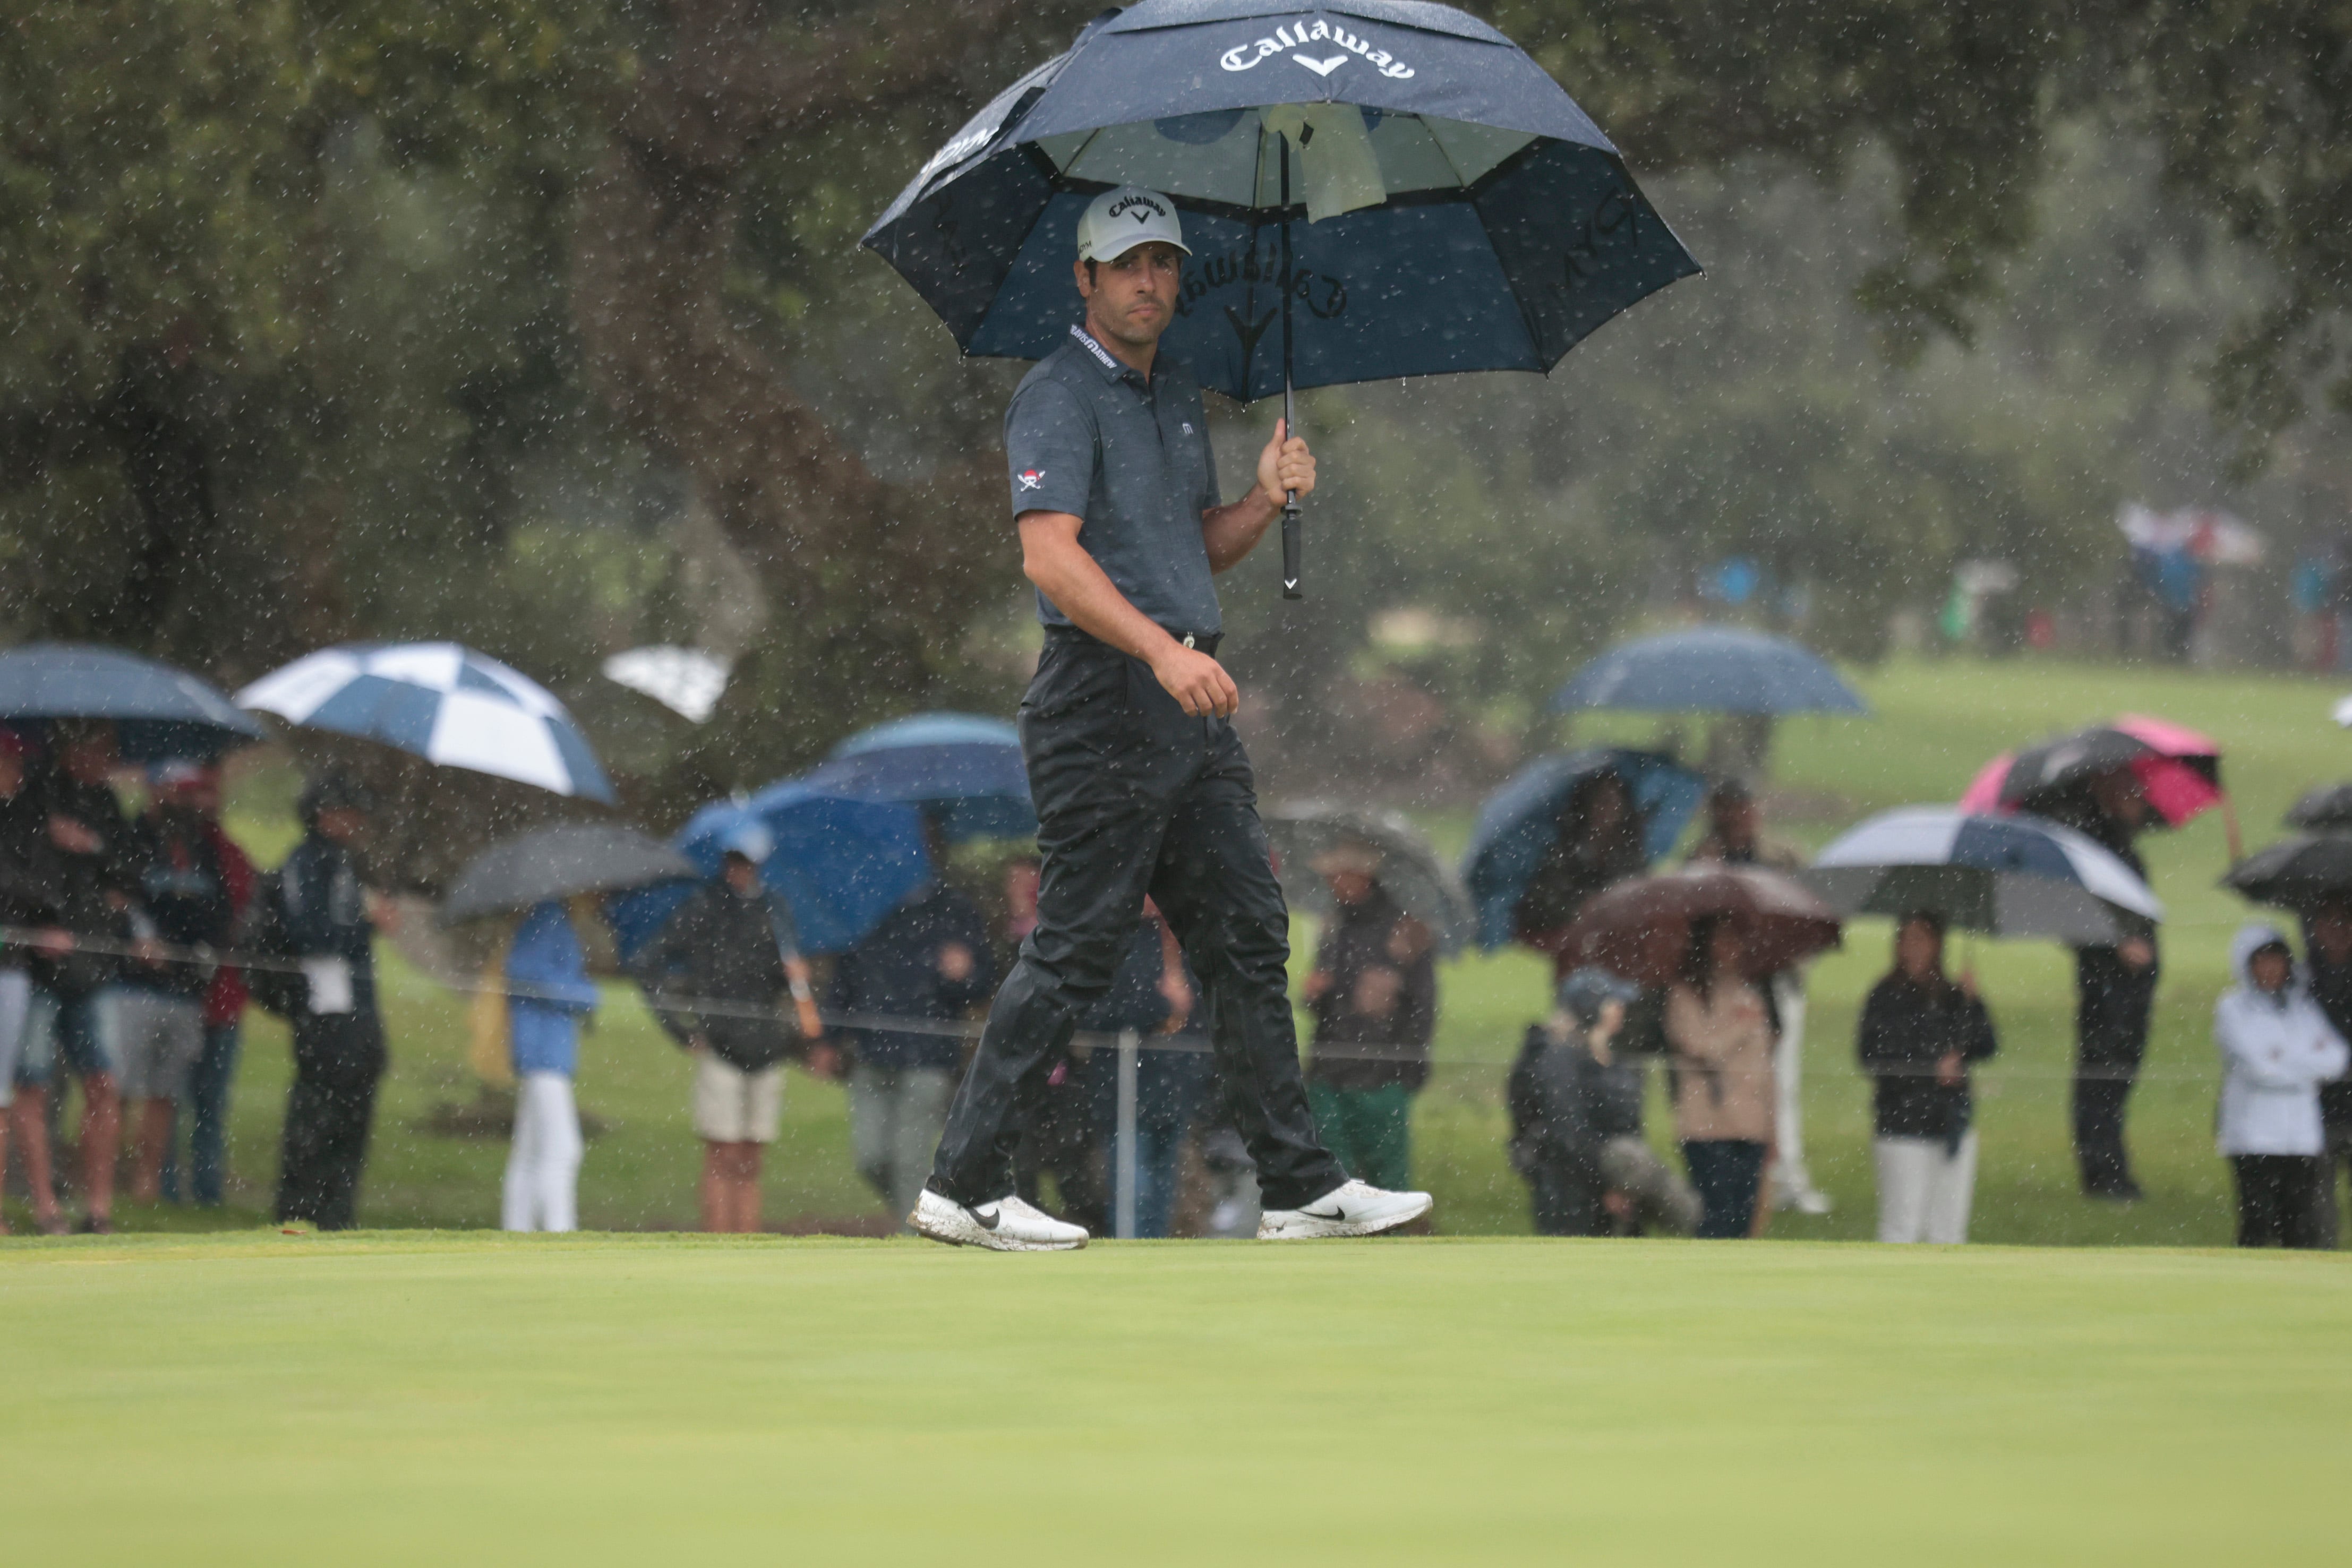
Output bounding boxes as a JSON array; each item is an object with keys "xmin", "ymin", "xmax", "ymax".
[
  {"xmin": 912, "ymin": 188, "xmax": 1429, "ymax": 1249},
  {"xmin": 2050, "ymin": 770, "xmax": 2160, "ymax": 1201}
]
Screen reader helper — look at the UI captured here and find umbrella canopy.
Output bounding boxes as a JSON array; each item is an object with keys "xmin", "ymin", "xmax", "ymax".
[
  {"xmin": 865, "ymin": 1, "xmax": 1697, "ymax": 595},
  {"xmin": 1554, "ymin": 864, "xmax": 1842, "ymax": 988},
  {"xmin": 1263, "ymin": 800, "xmax": 1473, "ymax": 956},
  {"xmin": 660, "ymin": 782, "xmax": 934, "ymax": 958},
  {"xmin": 438, "ymin": 824, "xmax": 698, "ymax": 928},
  {"xmin": 802, "ymin": 712, "xmax": 1036, "ymax": 843},
  {"xmin": 1462, "ymin": 747, "xmax": 1705, "ymax": 950},
  {"xmin": 0, "ymin": 642, "xmax": 265, "ymax": 762},
  {"xmin": 237, "ymin": 642, "xmax": 615, "ymax": 804},
  {"xmin": 2223, "ymin": 835, "xmax": 2352, "ymax": 916},
  {"xmin": 1957, "ymin": 715, "xmax": 2223, "ymax": 828},
  {"xmin": 602, "ymin": 646, "xmax": 732, "ymax": 724},
  {"xmin": 2285, "ymin": 783, "xmax": 2352, "ymax": 832},
  {"xmin": 1550, "ymin": 628, "xmax": 1867, "ymax": 716},
  {"xmin": 1804, "ymin": 807, "xmax": 2163, "ymax": 944},
  {"xmin": 865, "ymin": 2, "xmax": 1697, "ymax": 397}
]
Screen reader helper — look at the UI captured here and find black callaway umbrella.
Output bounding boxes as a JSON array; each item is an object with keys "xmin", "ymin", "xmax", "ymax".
[{"xmin": 863, "ymin": 0, "xmax": 1698, "ymax": 599}]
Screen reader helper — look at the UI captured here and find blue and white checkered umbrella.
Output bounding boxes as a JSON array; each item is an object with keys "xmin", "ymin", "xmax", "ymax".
[
  {"xmin": 1803, "ymin": 807, "xmax": 2161, "ymax": 944},
  {"xmin": 236, "ymin": 642, "xmax": 616, "ymax": 804}
]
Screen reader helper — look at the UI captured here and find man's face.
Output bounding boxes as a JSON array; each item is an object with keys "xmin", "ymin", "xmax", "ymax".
[
  {"xmin": 61, "ymin": 733, "xmax": 117, "ymax": 783},
  {"xmin": 1323, "ymin": 868, "xmax": 1374, "ymax": 906},
  {"xmin": 2314, "ymin": 909, "xmax": 2352, "ymax": 963},
  {"xmin": 1075, "ymin": 242, "xmax": 1183, "ymax": 349},
  {"xmin": 723, "ymin": 856, "xmax": 760, "ymax": 895},
  {"xmin": 2252, "ymin": 949, "xmax": 2293, "ymax": 993},
  {"xmin": 317, "ymin": 806, "xmax": 369, "ymax": 845},
  {"xmin": 2091, "ymin": 768, "xmax": 2149, "ymax": 828}
]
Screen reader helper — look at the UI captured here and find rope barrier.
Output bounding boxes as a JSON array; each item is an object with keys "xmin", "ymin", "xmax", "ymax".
[{"xmin": 0, "ymin": 922, "xmax": 2248, "ymax": 1083}]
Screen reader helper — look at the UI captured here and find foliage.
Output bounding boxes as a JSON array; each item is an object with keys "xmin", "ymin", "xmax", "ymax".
[{"xmin": 0, "ymin": 0, "xmax": 2346, "ymax": 844}]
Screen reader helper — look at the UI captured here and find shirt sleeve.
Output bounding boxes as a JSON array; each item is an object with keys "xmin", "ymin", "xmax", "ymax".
[{"xmin": 1004, "ymin": 380, "xmax": 1097, "ymax": 520}]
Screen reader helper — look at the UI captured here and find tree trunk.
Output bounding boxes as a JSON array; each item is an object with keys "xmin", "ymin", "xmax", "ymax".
[{"xmin": 570, "ymin": 0, "xmax": 1048, "ymax": 786}]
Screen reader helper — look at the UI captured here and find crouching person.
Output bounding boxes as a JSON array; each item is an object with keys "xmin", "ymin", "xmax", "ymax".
[
  {"xmin": 2217, "ymin": 923, "xmax": 2349, "ymax": 1249},
  {"xmin": 1508, "ymin": 967, "xmax": 1700, "ymax": 1237}
]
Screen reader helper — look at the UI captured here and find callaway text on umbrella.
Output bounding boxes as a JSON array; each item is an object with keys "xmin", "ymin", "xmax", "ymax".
[{"xmin": 863, "ymin": 0, "xmax": 1699, "ymax": 601}]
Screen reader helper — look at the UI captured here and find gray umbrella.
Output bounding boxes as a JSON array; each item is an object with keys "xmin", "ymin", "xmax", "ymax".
[
  {"xmin": 0, "ymin": 641, "xmax": 266, "ymax": 761},
  {"xmin": 438, "ymin": 823, "xmax": 696, "ymax": 927},
  {"xmin": 1264, "ymin": 801, "xmax": 1473, "ymax": 956}
]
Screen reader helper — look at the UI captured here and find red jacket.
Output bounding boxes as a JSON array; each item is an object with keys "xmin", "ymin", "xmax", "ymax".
[{"xmin": 202, "ymin": 821, "xmax": 256, "ymax": 1026}]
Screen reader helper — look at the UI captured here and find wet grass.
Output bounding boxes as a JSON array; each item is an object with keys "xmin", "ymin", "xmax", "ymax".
[{"xmin": 3, "ymin": 1231, "xmax": 2346, "ymax": 1563}]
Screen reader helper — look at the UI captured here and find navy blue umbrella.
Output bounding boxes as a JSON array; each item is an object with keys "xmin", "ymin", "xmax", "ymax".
[
  {"xmin": 1462, "ymin": 747, "xmax": 1705, "ymax": 950},
  {"xmin": 863, "ymin": 0, "xmax": 1699, "ymax": 596},
  {"xmin": 0, "ymin": 642, "xmax": 266, "ymax": 762},
  {"xmin": 1552, "ymin": 628, "xmax": 1868, "ymax": 716},
  {"xmin": 623, "ymin": 785, "xmax": 933, "ymax": 959},
  {"xmin": 801, "ymin": 712, "xmax": 1036, "ymax": 843}
]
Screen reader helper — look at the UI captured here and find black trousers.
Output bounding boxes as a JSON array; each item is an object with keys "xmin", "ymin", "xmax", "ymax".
[
  {"xmin": 275, "ymin": 1012, "xmax": 387, "ymax": 1231},
  {"xmin": 929, "ymin": 632, "xmax": 1345, "ymax": 1211},
  {"xmin": 2072, "ymin": 1070, "xmax": 2140, "ymax": 1194},
  {"xmin": 1012, "ymin": 1054, "xmax": 1108, "ymax": 1234},
  {"xmin": 2313, "ymin": 1125, "xmax": 2351, "ymax": 1249},
  {"xmin": 2073, "ymin": 948, "xmax": 2156, "ymax": 1194},
  {"xmin": 2233, "ymin": 1154, "xmax": 2323, "ymax": 1249},
  {"xmin": 1527, "ymin": 1163, "xmax": 1605, "ymax": 1238},
  {"xmin": 1683, "ymin": 1139, "xmax": 1767, "ymax": 1239}
]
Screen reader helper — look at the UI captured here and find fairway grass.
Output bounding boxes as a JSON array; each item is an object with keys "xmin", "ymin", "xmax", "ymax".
[{"xmin": 6, "ymin": 1232, "xmax": 2347, "ymax": 1564}]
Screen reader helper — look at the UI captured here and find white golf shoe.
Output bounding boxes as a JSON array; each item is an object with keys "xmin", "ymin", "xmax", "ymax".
[
  {"xmin": 909, "ymin": 1189, "xmax": 1088, "ymax": 1252},
  {"xmin": 1257, "ymin": 1179, "xmax": 1433, "ymax": 1239}
]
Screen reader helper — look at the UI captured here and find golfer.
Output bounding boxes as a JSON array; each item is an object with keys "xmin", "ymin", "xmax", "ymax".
[{"xmin": 911, "ymin": 187, "xmax": 1432, "ymax": 1250}]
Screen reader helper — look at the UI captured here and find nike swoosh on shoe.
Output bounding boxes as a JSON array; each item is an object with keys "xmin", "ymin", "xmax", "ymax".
[{"xmin": 973, "ymin": 1206, "xmax": 1000, "ymax": 1230}]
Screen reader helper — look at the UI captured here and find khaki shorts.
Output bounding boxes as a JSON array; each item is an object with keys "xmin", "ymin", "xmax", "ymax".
[{"xmin": 693, "ymin": 1052, "xmax": 784, "ymax": 1144}]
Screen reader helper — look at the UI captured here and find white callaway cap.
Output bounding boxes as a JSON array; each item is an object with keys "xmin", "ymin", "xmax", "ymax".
[{"xmin": 1076, "ymin": 186, "xmax": 1190, "ymax": 263}]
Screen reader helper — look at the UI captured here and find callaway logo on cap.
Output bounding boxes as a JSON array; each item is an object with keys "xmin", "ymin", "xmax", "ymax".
[{"xmin": 1076, "ymin": 186, "xmax": 1191, "ymax": 263}]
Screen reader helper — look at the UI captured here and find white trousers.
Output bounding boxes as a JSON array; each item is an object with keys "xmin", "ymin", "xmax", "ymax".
[
  {"xmin": 0, "ymin": 968, "xmax": 30, "ymax": 1109},
  {"xmin": 503, "ymin": 1071, "xmax": 583, "ymax": 1232},
  {"xmin": 1770, "ymin": 972, "xmax": 1824, "ymax": 1204},
  {"xmin": 1874, "ymin": 1132, "xmax": 1979, "ymax": 1244}
]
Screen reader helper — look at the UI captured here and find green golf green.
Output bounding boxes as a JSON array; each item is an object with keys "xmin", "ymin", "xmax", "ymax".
[{"xmin": 5, "ymin": 1231, "xmax": 2346, "ymax": 1563}]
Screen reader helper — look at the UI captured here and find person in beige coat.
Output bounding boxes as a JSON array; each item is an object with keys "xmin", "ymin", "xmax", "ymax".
[{"xmin": 1665, "ymin": 914, "xmax": 1776, "ymax": 1237}]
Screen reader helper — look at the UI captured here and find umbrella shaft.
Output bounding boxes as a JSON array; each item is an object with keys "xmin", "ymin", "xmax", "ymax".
[{"xmin": 1279, "ymin": 133, "xmax": 1303, "ymax": 601}]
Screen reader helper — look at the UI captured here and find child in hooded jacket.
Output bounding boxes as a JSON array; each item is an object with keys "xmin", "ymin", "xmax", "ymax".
[{"xmin": 2216, "ymin": 922, "xmax": 2349, "ymax": 1249}]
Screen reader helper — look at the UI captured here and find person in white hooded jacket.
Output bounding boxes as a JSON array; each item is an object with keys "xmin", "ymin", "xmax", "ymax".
[{"xmin": 2215, "ymin": 922, "xmax": 2349, "ymax": 1248}]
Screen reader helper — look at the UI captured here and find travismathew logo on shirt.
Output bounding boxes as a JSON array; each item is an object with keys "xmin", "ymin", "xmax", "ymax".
[
  {"xmin": 1069, "ymin": 322, "xmax": 1123, "ymax": 372},
  {"xmin": 1219, "ymin": 16, "xmax": 1416, "ymax": 79}
]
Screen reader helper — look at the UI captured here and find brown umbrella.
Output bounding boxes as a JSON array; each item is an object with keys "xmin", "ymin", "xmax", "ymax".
[{"xmin": 1555, "ymin": 865, "xmax": 1842, "ymax": 987}]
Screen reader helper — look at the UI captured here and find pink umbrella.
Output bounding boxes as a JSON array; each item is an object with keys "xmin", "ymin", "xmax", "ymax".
[{"xmin": 1958, "ymin": 715, "xmax": 2235, "ymax": 854}]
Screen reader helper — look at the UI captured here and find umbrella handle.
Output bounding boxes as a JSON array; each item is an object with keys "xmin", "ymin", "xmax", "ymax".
[{"xmin": 1281, "ymin": 496, "xmax": 1302, "ymax": 600}]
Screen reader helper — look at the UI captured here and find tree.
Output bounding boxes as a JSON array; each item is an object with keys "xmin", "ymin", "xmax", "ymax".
[{"xmin": 4, "ymin": 0, "xmax": 2348, "ymax": 861}]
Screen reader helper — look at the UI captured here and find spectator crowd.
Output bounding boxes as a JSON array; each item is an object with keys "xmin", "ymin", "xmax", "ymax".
[{"xmin": 3, "ymin": 725, "xmax": 2347, "ymax": 1254}]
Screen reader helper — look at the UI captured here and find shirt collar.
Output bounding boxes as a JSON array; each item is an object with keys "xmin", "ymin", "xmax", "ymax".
[{"xmin": 1070, "ymin": 322, "xmax": 1148, "ymax": 388}]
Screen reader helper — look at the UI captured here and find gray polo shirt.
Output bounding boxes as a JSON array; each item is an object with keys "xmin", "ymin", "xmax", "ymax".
[{"xmin": 1004, "ymin": 323, "xmax": 1224, "ymax": 635}]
